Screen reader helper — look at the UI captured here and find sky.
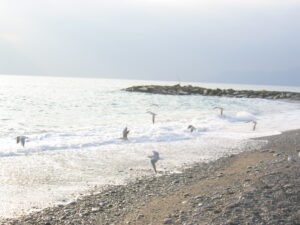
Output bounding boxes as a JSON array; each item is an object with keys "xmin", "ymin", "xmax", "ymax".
[{"xmin": 0, "ymin": 0, "xmax": 299, "ymax": 86}]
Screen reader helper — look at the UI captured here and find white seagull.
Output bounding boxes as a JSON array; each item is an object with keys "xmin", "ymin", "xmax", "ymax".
[
  {"xmin": 148, "ymin": 151, "xmax": 160, "ymax": 173},
  {"xmin": 147, "ymin": 111, "xmax": 157, "ymax": 124},
  {"xmin": 16, "ymin": 136, "xmax": 28, "ymax": 147},
  {"xmin": 214, "ymin": 107, "xmax": 224, "ymax": 116},
  {"xmin": 247, "ymin": 120, "xmax": 257, "ymax": 131},
  {"xmin": 187, "ymin": 125, "xmax": 196, "ymax": 132},
  {"xmin": 122, "ymin": 127, "xmax": 130, "ymax": 140}
]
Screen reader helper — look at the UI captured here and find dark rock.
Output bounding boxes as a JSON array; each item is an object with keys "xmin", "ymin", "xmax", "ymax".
[{"xmin": 136, "ymin": 214, "xmax": 144, "ymax": 220}]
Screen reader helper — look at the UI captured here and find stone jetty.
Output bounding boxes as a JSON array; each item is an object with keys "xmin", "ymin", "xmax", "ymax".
[{"xmin": 124, "ymin": 84, "xmax": 300, "ymax": 100}]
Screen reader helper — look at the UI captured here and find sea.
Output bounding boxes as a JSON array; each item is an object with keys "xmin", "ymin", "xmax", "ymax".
[{"xmin": 0, "ymin": 75, "xmax": 300, "ymax": 218}]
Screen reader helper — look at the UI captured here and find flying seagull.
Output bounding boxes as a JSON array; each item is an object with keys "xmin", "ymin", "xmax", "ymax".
[
  {"xmin": 147, "ymin": 111, "xmax": 157, "ymax": 124},
  {"xmin": 16, "ymin": 136, "xmax": 28, "ymax": 147},
  {"xmin": 122, "ymin": 127, "xmax": 130, "ymax": 140},
  {"xmin": 187, "ymin": 125, "xmax": 196, "ymax": 132},
  {"xmin": 148, "ymin": 151, "xmax": 160, "ymax": 173},
  {"xmin": 252, "ymin": 121, "xmax": 257, "ymax": 131},
  {"xmin": 247, "ymin": 120, "xmax": 257, "ymax": 131},
  {"xmin": 214, "ymin": 107, "xmax": 224, "ymax": 116}
]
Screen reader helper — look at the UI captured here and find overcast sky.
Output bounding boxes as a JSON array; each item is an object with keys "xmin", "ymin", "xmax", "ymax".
[{"xmin": 0, "ymin": 0, "xmax": 299, "ymax": 86}]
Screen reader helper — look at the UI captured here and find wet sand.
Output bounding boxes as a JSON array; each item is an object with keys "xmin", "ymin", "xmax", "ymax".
[{"xmin": 2, "ymin": 130, "xmax": 300, "ymax": 225}]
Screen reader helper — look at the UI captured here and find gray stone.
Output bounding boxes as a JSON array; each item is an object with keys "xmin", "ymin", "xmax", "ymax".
[
  {"xmin": 136, "ymin": 214, "xmax": 144, "ymax": 220},
  {"xmin": 163, "ymin": 218, "xmax": 173, "ymax": 224}
]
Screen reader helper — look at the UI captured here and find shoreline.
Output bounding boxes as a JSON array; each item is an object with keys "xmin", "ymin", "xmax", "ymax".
[{"xmin": 2, "ymin": 129, "xmax": 300, "ymax": 225}]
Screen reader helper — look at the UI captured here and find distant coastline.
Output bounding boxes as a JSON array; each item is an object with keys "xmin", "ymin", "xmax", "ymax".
[{"xmin": 124, "ymin": 84, "xmax": 300, "ymax": 100}]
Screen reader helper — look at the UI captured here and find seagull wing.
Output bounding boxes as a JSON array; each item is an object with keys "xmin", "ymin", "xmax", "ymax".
[{"xmin": 147, "ymin": 111, "xmax": 156, "ymax": 115}]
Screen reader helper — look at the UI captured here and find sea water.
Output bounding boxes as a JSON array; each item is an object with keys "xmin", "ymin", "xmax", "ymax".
[{"xmin": 0, "ymin": 75, "xmax": 300, "ymax": 218}]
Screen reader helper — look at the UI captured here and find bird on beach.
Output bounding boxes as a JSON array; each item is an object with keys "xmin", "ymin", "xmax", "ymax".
[
  {"xmin": 247, "ymin": 120, "xmax": 257, "ymax": 131},
  {"xmin": 16, "ymin": 136, "xmax": 28, "ymax": 147},
  {"xmin": 187, "ymin": 125, "xmax": 196, "ymax": 132},
  {"xmin": 147, "ymin": 111, "xmax": 157, "ymax": 124},
  {"xmin": 214, "ymin": 107, "xmax": 224, "ymax": 116},
  {"xmin": 148, "ymin": 151, "xmax": 160, "ymax": 173},
  {"xmin": 122, "ymin": 127, "xmax": 130, "ymax": 140}
]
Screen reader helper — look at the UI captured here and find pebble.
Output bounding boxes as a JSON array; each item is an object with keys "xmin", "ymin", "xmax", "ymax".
[
  {"xmin": 183, "ymin": 193, "xmax": 191, "ymax": 198},
  {"xmin": 163, "ymin": 218, "xmax": 172, "ymax": 224},
  {"xmin": 136, "ymin": 214, "xmax": 144, "ymax": 220},
  {"xmin": 91, "ymin": 207, "xmax": 101, "ymax": 213}
]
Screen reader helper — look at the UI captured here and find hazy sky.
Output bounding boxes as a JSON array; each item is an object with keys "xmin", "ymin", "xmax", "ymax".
[{"xmin": 0, "ymin": 0, "xmax": 299, "ymax": 86}]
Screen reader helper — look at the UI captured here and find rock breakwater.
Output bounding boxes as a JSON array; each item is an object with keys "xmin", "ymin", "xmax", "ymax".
[{"xmin": 124, "ymin": 84, "xmax": 300, "ymax": 100}]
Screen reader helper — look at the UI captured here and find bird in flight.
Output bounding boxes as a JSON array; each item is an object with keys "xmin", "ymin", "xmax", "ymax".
[
  {"xmin": 214, "ymin": 107, "xmax": 224, "ymax": 116},
  {"xmin": 148, "ymin": 151, "xmax": 160, "ymax": 173},
  {"xmin": 122, "ymin": 127, "xmax": 130, "ymax": 140},
  {"xmin": 147, "ymin": 111, "xmax": 157, "ymax": 124},
  {"xmin": 247, "ymin": 120, "xmax": 257, "ymax": 131},
  {"xmin": 187, "ymin": 125, "xmax": 196, "ymax": 132},
  {"xmin": 16, "ymin": 136, "xmax": 28, "ymax": 147}
]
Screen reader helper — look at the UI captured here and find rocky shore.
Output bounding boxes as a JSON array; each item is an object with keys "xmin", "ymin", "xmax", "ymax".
[
  {"xmin": 2, "ymin": 130, "xmax": 300, "ymax": 225},
  {"xmin": 124, "ymin": 84, "xmax": 300, "ymax": 100}
]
